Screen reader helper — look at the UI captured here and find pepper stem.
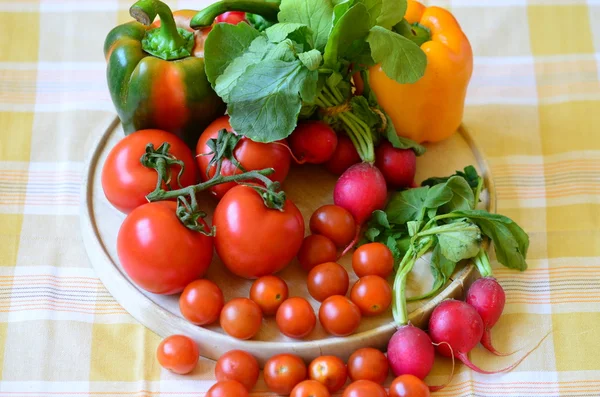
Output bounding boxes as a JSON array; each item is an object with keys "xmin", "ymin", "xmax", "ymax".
[
  {"xmin": 394, "ymin": 19, "xmax": 431, "ymax": 47},
  {"xmin": 130, "ymin": 0, "xmax": 194, "ymax": 60},
  {"xmin": 191, "ymin": 0, "xmax": 280, "ymax": 29}
]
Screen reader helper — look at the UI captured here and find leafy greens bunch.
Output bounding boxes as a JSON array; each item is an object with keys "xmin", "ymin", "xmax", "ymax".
[
  {"xmin": 363, "ymin": 166, "xmax": 530, "ymax": 325},
  {"xmin": 192, "ymin": 0, "xmax": 427, "ymax": 162}
]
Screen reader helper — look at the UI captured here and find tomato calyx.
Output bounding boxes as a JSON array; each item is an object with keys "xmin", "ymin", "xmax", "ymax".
[
  {"xmin": 203, "ymin": 129, "xmax": 246, "ymax": 178},
  {"xmin": 141, "ymin": 142, "xmax": 186, "ymax": 192},
  {"xmin": 176, "ymin": 196, "xmax": 215, "ymax": 236},
  {"xmin": 243, "ymin": 180, "xmax": 287, "ymax": 211}
]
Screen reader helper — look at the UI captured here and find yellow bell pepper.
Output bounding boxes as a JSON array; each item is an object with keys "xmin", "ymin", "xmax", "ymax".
[{"xmin": 369, "ymin": 0, "xmax": 473, "ymax": 144}]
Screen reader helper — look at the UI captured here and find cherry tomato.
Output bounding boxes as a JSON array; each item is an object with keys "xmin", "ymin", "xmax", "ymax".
[
  {"xmin": 350, "ymin": 276, "xmax": 392, "ymax": 317},
  {"xmin": 117, "ymin": 202, "xmax": 213, "ymax": 295},
  {"xmin": 213, "ymin": 185, "xmax": 305, "ymax": 279},
  {"xmin": 291, "ymin": 380, "xmax": 331, "ymax": 397},
  {"xmin": 276, "ymin": 297, "xmax": 316, "ymax": 339},
  {"xmin": 196, "ymin": 117, "xmax": 291, "ymax": 198},
  {"xmin": 179, "ymin": 279, "xmax": 224, "ymax": 325},
  {"xmin": 352, "ymin": 243, "xmax": 394, "ymax": 278},
  {"xmin": 220, "ymin": 298, "xmax": 262, "ymax": 340},
  {"xmin": 309, "ymin": 205, "xmax": 357, "ymax": 248},
  {"xmin": 156, "ymin": 335, "xmax": 199, "ymax": 375},
  {"xmin": 297, "ymin": 235, "xmax": 338, "ymax": 272},
  {"xmin": 102, "ymin": 129, "xmax": 197, "ymax": 213},
  {"xmin": 375, "ymin": 141, "xmax": 417, "ymax": 189},
  {"xmin": 250, "ymin": 275, "xmax": 289, "ymax": 316},
  {"xmin": 215, "ymin": 350, "xmax": 259, "ymax": 391},
  {"xmin": 264, "ymin": 353, "xmax": 308, "ymax": 394},
  {"xmin": 308, "ymin": 356, "xmax": 348, "ymax": 393},
  {"xmin": 207, "ymin": 380, "xmax": 248, "ymax": 397},
  {"xmin": 307, "ymin": 262, "xmax": 349, "ymax": 302},
  {"xmin": 342, "ymin": 380, "xmax": 388, "ymax": 397},
  {"xmin": 319, "ymin": 296, "xmax": 362, "ymax": 337},
  {"xmin": 324, "ymin": 135, "xmax": 361, "ymax": 176},
  {"xmin": 347, "ymin": 348, "xmax": 389, "ymax": 384},
  {"xmin": 215, "ymin": 11, "xmax": 246, "ymax": 25},
  {"xmin": 289, "ymin": 121, "xmax": 338, "ymax": 164},
  {"xmin": 389, "ymin": 375, "xmax": 431, "ymax": 397}
]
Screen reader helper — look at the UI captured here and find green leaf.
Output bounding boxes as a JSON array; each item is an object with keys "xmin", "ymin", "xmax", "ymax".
[
  {"xmin": 424, "ymin": 183, "xmax": 454, "ymax": 209},
  {"xmin": 377, "ymin": 0, "xmax": 407, "ymax": 29},
  {"xmin": 355, "ymin": 0, "xmax": 382, "ymax": 28},
  {"xmin": 247, "ymin": 13, "xmax": 276, "ymax": 32},
  {"xmin": 204, "ymin": 22, "xmax": 261, "ymax": 86},
  {"xmin": 323, "ymin": 3, "xmax": 371, "ymax": 67},
  {"xmin": 452, "ymin": 210, "xmax": 529, "ymax": 271},
  {"xmin": 434, "ymin": 221, "xmax": 482, "ymax": 263},
  {"xmin": 266, "ymin": 39, "xmax": 301, "ymax": 62},
  {"xmin": 386, "ymin": 186, "xmax": 429, "ymax": 224},
  {"xmin": 385, "ymin": 118, "xmax": 427, "ymax": 156},
  {"xmin": 407, "ymin": 221, "xmax": 420, "ymax": 237},
  {"xmin": 370, "ymin": 210, "xmax": 391, "ymax": 229},
  {"xmin": 228, "ymin": 59, "xmax": 318, "ymax": 143},
  {"xmin": 443, "ymin": 176, "xmax": 475, "ymax": 212},
  {"xmin": 409, "ymin": 243, "xmax": 456, "ymax": 301},
  {"xmin": 365, "ymin": 227, "xmax": 381, "ymax": 241},
  {"xmin": 350, "ymin": 96, "xmax": 381, "ymax": 130},
  {"xmin": 367, "ymin": 26, "xmax": 427, "ymax": 84},
  {"xmin": 333, "ymin": 0, "xmax": 353, "ymax": 25},
  {"xmin": 279, "ymin": 0, "xmax": 334, "ymax": 52},
  {"xmin": 422, "ymin": 165, "xmax": 481, "ymax": 189},
  {"xmin": 298, "ymin": 49, "xmax": 323, "ymax": 71},
  {"xmin": 266, "ymin": 22, "xmax": 310, "ymax": 43}
]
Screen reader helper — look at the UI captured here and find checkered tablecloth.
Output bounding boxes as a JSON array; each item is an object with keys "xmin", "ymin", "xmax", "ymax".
[{"xmin": 1, "ymin": 0, "xmax": 599, "ymax": 395}]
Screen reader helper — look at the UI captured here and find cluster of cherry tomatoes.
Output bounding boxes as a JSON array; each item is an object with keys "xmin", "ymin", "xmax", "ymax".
[{"xmin": 157, "ymin": 335, "xmax": 430, "ymax": 397}]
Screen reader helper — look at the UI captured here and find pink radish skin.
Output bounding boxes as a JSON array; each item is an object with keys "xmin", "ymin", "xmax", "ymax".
[
  {"xmin": 466, "ymin": 277, "xmax": 508, "ymax": 356},
  {"xmin": 375, "ymin": 141, "xmax": 416, "ymax": 189},
  {"xmin": 334, "ymin": 163, "xmax": 387, "ymax": 225},
  {"xmin": 387, "ymin": 325, "xmax": 435, "ymax": 380},
  {"xmin": 325, "ymin": 135, "xmax": 360, "ymax": 175},
  {"xmin": 289, "ymin": 121, "xmax": 338, "ymax": 164}
]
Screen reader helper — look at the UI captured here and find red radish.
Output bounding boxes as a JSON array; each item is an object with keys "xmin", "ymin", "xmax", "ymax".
[
  {"xmin": 334, "ymin": 163, "xmax": 387, "ymax": 256},
  {"xmin": 466, "ymin": 277, "xmax": 508, "ymax": 356},
  {"xmin": 387, "ymin": 325, "xmax": 435, "ymax": 380},
  {"xmin": 375, "ymin": 141, "xmax": 417, "ymax": 189},
  {"xmin": 215, "ymin": 12, "xmax": 246, "ymax": 25},
  {"xmin": 325, "ymin": 135, "xmax": 361, "ymax": 175},
  {"xmin": 289, "ymin": 121, "xmax": 338, "ymax": 164}
]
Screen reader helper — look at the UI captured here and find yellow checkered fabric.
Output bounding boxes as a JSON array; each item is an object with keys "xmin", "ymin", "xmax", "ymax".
[{"xmin": 1, "ymin": 0, "xmax": 599, "ymax": 395}]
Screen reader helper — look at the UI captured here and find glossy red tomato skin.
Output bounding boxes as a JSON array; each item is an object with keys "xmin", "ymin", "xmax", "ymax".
[
  {"xmin": 179, "ymin": 280, "xmax": 224, "ymax": 325},
  {"xmin": 156, "ymin": 335, "xmax": 199, "ymax": 375},
  {"xmin": 350, "ymin": 276, "xmax": 392, "ymax": 317},
  {"xmin": 291, "ymin": 380, "xmax": 332, "ymax": 397},
  {"xmin": 215, "ymin": 350, "xmax": 259, "ymax": 391},
  {"xmin": 347, "ymin": 348, "xmax": 389, "ymax": 384},
  {"xmin": 342, "ymin": 380, "xmax": 388, "ymax": 397},
  {"xmin": 289, "ymin": 121, "xmax": 338, "ymax": 164},
  {"xmin": 352, "ymin": 243, "xmax": 394, "ymax": 278},
  {"xmin": 117, "ymin": 201, "xmax": 213, "ymax": 295},
  {"xmin": 220, "ymin": 298, "xmax": 263, "ymax": 340},
  {"xmin": 308, "ymin": 356, "xmax": 348, "ymax": 393},
  {"xmin": 264, "ymin": 354, "xmax": 308, "ymax": 394},
  {"xmin": 297, "ymin": 235, "xmax": 338, "ymax": 272},
  {"xmin": 389, "ymin": 375, "xmax": 431, "ymax": 397},
  {"xmin": 276, "ymin": 297, "xmax": 316, "ymax": 339},
  {"xmin": 196, "ymin": 117, "xmax": 291, "ymax": 198},
  {"xmin": 309, "ymin": 205, "xmax": 357, "ymax": 248},
  {"xmin": 324, "ymin": 135, "xmax": 361, "ymax": 175},
  {"xmin": 319, "ymin": 296, "xmax": 362, "ymax": 337},
  {"xmin": 249, "ymin": 275, "xmax": 289, "ymax": 316},
  {"xmin": 102, "ymin": 129, "xmax": 197, "ymax": 213},
  {"xmin": 207, "ymin": 380, "xmax": 249, "ymax": 397},
  {"xmin": 215, "ymin": 11, "xmax": 246, "ymax": 25},
  {"xmin": 213, "ymin": 185, "xmax": 305, "ymax": 279},
  {"xmin": 307, "ymin": 262, "xmax": 349, "ymax": 302}
]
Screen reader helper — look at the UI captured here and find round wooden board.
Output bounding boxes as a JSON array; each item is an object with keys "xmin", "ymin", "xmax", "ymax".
[{"xmin": 80, "ymin": 117, "xmax": 496, "ymax": 366}]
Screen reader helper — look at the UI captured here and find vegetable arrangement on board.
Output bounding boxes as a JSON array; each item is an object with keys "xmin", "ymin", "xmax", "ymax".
[{"xmin": 99, "ymin": 0, "xmax": 539, "ymax": 394}]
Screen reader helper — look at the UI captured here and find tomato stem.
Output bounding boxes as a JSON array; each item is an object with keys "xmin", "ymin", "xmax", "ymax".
[{"xmin": 140, "ymin": 142, "xmax": 186, "ymax": 191}]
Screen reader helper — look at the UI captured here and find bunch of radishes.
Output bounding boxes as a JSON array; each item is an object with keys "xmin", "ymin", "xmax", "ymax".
[{"xmin": 387, "ymin": 277, "xmax": 515, "ymax": 389}]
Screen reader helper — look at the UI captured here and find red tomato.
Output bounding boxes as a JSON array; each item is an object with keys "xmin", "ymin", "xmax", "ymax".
[
  {"xmin": 352, "ymin": 243, "xmax": 394, "ymax": 278},
  {"xmin": 389, "ymin": 375, "xmax": 431, "ymax": 397},
  {"xmin": 350, "ymin": 276, "xmax": 392, "ymax": 316},
  {"xmin": 375, "ymin": 141, "xmax": 417, "ymax": 189},
  {"xmin": 297, "ymin": 235, "xmax": 338, "ymax": 272},
  {"xmin": 215, "ymin": 11, "xmax": 246, "ymax": 25},
  {"xmin": 289, "ymin": 121, "xmax": 338, "ymax": 164},
  {"xmin": 276, "ymin": 297, "xmax": 316, "ymax": 339},
  {"xmin": 196, "ymin": 117, "xmax": 291, "ymax": 198},
  {"xmin": 156, "ymin": 335, "xmax": 199, "ymax": 375},
  {"xmin": 307, "ymin": 262, "xmax": 349, "ymax": 302},
  {"xmin": 347, "ymin": 348, "xmax": 389, "ymax": 384},
  {"xmin": 319, "ymin": 296, "xmax": 362, "ymax": 337},
  {"xmin": 309, "ymin": 205, "xmax": 357, "ymax": 248},
  {"xmin": 102, "ymin": 129, "xmax": 197, "ymax": 213},
  {"xmin": 308, "ymin": 356, "xmax": 348, "ymax": 393},
  {"xmin": 117, "ymin": 202, "xmax": 213, "ymax": 295},
  {"xmin": 291, "ymin": 380, "xmax": 331, "ymax": 397},
  {"xmin": 220, "ymin": 298, "xmax": 262, "ymax": 340},
  {"xmin": 264, "ymin": 354, "xmax": 308, "ymax": 394},
  {"xmin": 324, "ymin": 135, "xmax": 360, "ymax": 175},
  {"xmin": 207, "ymin": 380, "xmax": 249, "ymax": 397},
  {"xmin": 342, "ymin": 380, "xmax": 388, "ymax": 397},
  {"xmin": 250, "ymin": 275, "xmax": 289, "ymax": 316},
  {"xmin": 213, "ymin": 185, "xmax": 305, "ymax": 279},
  {"xmin": 215, "ymin": 350, "xmax": 259, "ymax": 391},
  {"xmin": 179, "ymin": 279, "xmax": 224, "ymax": 325}
]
